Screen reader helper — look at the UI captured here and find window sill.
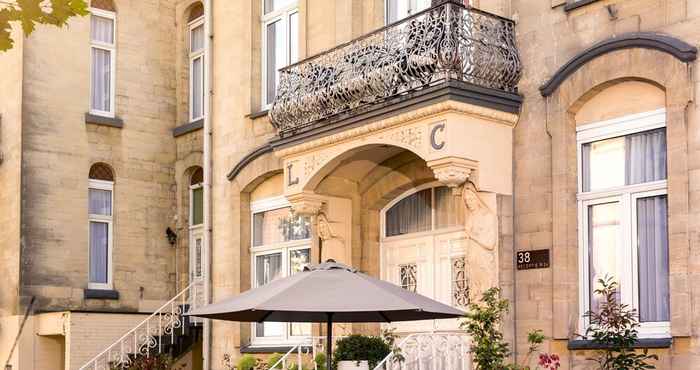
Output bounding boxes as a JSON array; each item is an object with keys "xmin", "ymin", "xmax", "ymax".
[
  {"xmin": 173, "ymin": 118, "xmax": 204, "ymax": 137},
  {"xmin": 85, "ymin": 113, "xmax": 124, "ymax": 128},
  {"xmin": 564, "ymin": 0, "xmax": 599, "ymax": 11},
  {"xmin": 247, "ymin": 109, "xmax": 269, "ymax": 120},
  {"xmin": 240, "ymin": 344, "xmax": 312, "ymax": 354},
  {"xmin": 84, "ymin": 289, "xmax": 120, "ymax": 300},
  {"xmin": 568, "ymin": 337, "xmax": 672, "ymax": 350}
]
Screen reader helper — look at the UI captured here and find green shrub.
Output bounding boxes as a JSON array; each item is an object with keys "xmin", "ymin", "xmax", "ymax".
[
  {"xmin": 267, "ymin": 353, "xmax": 284, "ymax": 369},
  {"xmin": 237, "ymin": 354, "xmax": 258, "ymax": 370},
  {"xmin": 460, "ymin": 287, "xmax": 512, "ymax": 369},
  {"xmin": 332, "ymin": 334, "xmax": 391, "ymax": 369},
  {"xmin": 314, "ymin": 353, "xmax": 327, "ymax": 370}
]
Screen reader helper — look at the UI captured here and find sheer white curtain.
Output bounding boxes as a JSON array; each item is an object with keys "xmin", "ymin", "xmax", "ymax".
[
  {"xmin": 626, "ymin": 129, "xmax": 667, "ymax": 185},
  {"xmin": 89, "ymin": 222, "xmax": 109, "ymax": 284},
  {"xmin": 637, "ymin": 195, "xmax": 669, "ymax": 322},
  {"xmin": 386, "ymin": 188, "xmax": 432, "ymax": 236},
  {"xmin": 89, "ymin": 189, "xmax": 112, "ymax": 215},
  {"xmin": 256, "ymin": 253, "xmax": 284, "ymax": 337}
]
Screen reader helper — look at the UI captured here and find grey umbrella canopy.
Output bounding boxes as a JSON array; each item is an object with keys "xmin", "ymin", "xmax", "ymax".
[{"xmin": 187, "ymin": 260, "xmax": 464, "ymax": 370}]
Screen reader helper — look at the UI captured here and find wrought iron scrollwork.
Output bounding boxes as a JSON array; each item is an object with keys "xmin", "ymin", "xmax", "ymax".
[{"xmin": 270, "ymin": 2, "xmax": 521, "ymax": 137}]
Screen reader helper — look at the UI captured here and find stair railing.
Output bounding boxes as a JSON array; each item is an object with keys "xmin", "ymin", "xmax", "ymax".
[
  {"xmin": 373, "ymin": 332, "xmax": 471, "ymax": 370},
  {"xmin": 79, "ymin": 281, "xmax": 204, "ymax": 370}
]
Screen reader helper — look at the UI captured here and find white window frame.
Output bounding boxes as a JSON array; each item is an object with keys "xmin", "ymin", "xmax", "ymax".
[
  {"xmin": 261, "ymin": 1, "xmax": 299, "ymax": 109},
  {"xmin": 89, "ymin": 8, "xmax": 117, "ymax": 118},
  {"xmin": 88, "ymin": 178, "xmax": 114, "ymax": 290},
  {"xmin": 250, "ymin": 195, "xmax": 312, "ymax": 346},
  {"xmin": 384, "ymin": 0, "xmax": 432, "ymax": 24},
  {"xmin": 188, "ymin": 16, "xmax": 205, "ymax": 122},
  {"xmin": 576, "ymin": 108, "xmax": 670, "ymax": 338}
]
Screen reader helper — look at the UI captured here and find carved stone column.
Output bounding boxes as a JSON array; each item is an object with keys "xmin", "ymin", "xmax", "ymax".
[{"xmin": 427, "ymin": 157, "xmax": 478, "ymax": 193}]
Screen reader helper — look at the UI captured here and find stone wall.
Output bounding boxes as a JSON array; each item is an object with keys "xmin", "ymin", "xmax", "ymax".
[{"xmin": 19, "ymin": 0, "xmax": 179, "ymax": 312}]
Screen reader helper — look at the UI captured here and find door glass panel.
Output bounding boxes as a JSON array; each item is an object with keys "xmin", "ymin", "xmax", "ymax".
[
  {"xmin": 191, "ymin": 187, "xmax": 203, "ymax": 225},
  {"xmin": 399, "ymin": 263, "xmax": 418, "ymax": 292},
  {"xmin": 289, "ymin": 248, "xmax": 310, "ymax": 274},
  {"xmin": 256, "ymin": 252, "xmax": 284, "ymax": 338},
  {"xmin": 266, "ymin": 19, "xmax": 285, "ymax": 104},
  {"xmin": 435, "ymin": 186, "xmax": 464, "ymax": 229},
  {"xmin": 588, "ymin": 202, "xmax": 622, "ymax": 313},
  {"xmin": 636, "ymin": 195, "xmax": 670, "ymax": 322}
]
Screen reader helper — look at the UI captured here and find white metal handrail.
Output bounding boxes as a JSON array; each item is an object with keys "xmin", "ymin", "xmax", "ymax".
[
  {"xmin": 79, "ymin": 281, "xmax": 205, "ymax": 370},
  {"xmin": 373, "ymin": 332, "xmax": 471, "ymax": 370}
]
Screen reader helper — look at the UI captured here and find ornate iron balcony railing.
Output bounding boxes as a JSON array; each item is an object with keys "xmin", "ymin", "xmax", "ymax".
[{"xmin": 270, "ymin": 1, "xmax": 521, "ymax": 137}]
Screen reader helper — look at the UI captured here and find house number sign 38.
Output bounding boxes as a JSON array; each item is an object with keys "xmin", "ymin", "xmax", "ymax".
[{"xmin": 516, "ymin": 249, "xmax": 550, "ymax": 270}]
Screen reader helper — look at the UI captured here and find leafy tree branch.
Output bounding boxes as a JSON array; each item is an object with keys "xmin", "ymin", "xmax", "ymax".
[{"xmin": 0, "ymin": 0, "xmax": 88, "ymax": 51}]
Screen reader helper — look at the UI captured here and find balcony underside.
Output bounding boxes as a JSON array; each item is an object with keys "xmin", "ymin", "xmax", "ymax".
[{"xmin": 269, "ymin": 80, "xmax": 522, "ymax": 150}]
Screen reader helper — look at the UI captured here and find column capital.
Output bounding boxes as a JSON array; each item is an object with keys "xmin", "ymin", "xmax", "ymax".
[
  {"xmin": 427, "ymin": 157, "xmax": 478, "ymax": 189},
  {"xmin": 287, "ymin": 191, "xmax": 325, "ymax": 216}
]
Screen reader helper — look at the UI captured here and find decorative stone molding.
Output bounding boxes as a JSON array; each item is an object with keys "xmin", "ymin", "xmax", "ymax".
[
  {"xmin": 274, "ymin": 100, "xmax": 518, "ymax": 157},
  {"xmin": 427, "ymin": 157, "xmax": 478, "ymax": 190},
  {"xmin": 287, "ymin": 191, "xmax": 325, "ymax": 216}
]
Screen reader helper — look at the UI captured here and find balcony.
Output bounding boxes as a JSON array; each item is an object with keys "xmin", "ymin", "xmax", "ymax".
[{"xmin": 269, "ymin": 0, "xmax": 522, "ymax": 141}]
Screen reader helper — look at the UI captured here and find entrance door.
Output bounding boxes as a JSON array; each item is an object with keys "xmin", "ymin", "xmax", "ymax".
[{"xmin": 380, "ymin": 184, "xmax": 468, "ymax": 334}]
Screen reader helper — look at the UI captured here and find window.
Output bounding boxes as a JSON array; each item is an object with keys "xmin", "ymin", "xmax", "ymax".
[
  {"xmin": 189, "ymin": 14, "xmax": 205, "ymax": 122},
  {"xmin": 577, "ymin": 109, "xmax": 669, "ymax": 337},
  {"xmin": 90, "ymin": 9, "xmax": 116, "ymax": 117},
  {"xmin": 251, "ymin": 196, "xmax": 311, "ymax": 345},
  {"xmin": 261, "ymin": 0, "xmax": 299, "ymax": 107},
  {"xmin": 88, "ymin": 163, "xmax": 114, "ymax": 290},
  {"xmin": 386, "ymin": 0, "xmax": 431, "ymax": 23},
  {"xmin": 189, "ymin": 167, "xmax": 204, "ymax": 280},
  {"xmin": 384, "ymin": 185, "xmax": 464, "ymax": 237}
]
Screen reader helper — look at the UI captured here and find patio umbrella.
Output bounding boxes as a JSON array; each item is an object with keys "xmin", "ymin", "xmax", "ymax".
[{"xmin": 187, "ymin": 260, "xmax": 464, "ymax": 370}]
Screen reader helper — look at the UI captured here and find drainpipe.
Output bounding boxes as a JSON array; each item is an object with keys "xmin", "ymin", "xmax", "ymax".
[{"xmin": 203, "ymin": 0, "xmax": 213, "ymax": 368}]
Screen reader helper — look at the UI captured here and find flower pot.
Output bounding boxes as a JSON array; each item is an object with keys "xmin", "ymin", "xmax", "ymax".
[{"xmin": 337, "ymin": 360, "xmax": 369, "ymax": 370}]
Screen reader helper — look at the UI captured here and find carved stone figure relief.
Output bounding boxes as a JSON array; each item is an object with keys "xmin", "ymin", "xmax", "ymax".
[{"xmin": 462, "ymin": 182, "xmax": 497, "ymax": 251}]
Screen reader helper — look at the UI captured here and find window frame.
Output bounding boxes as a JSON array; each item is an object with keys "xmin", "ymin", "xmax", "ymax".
[
  {"xmin": 384, "ymin": 0, "xmax": 433, "ymax": 24},
  {"xmin": 380, "ymin": 182, "xmax": 464, "ymax": 241},
  {"xmin": 89, "ymin": 8, "xmax": 117, "ymax": 118},
  {"xmin": 188, "ymin": 15, "xmax": 206, "ymax": 122},
  {"xmin": 260, "ymin": 0, "xmax": 299, "ymax": 109},
  {"xmin": 249, "ymin": 195, "xmax": 312, "ymax": 346},
  {"xmin": 576, "ymin": 108, "xmax": 670, "ymax": 338},
  {"xmin": 88, "ymin": 178, "xmax": 114, "ymax": 290}
]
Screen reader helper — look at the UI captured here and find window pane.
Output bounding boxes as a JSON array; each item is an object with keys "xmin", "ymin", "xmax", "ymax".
[
  {"xmin": 435, "ymin": 186, "xmax": 464, "ymax": 229},
  {"xmin": 91, "ymin": 48, "xmax": 112, "ymax": 112},
  {"xmin": 582, "ymin": 137, "xmax": 625, "ymax": 191},
  {"xmin": 289, "ymin": 248, "xmax": 310, "ymax": 274},
  {"xmin": 387, "ymin": 0, "xmax": 429, "ymax": 23},
  {"xmin": 253, "ymin": 207, "xmax": 310, "ymax": 247},
  {"xmin": 386, "ymin": 189, "xmax": 432, "ymax": 237},
  {"xmin": 89, "ymin": 188, "xmax": 112, "ymax": 216},
  {"xmin": 91, "ymin": 15, "xmax": 114, "ymax": 44},
  {"xmin": 399, "ymin": 263, "xmax": 417, "ymax": 292},
  {"xmin": 89, "ymin": 221, "xmax": 109, "ymax": 284},
  {"xmin": 255, "ymin": 252, "xmax": 284, "ymax": 338},
  {"xmin": 588, "ymin": 202, "xmax": 622, "ymax": 313},
  {"xmin": 190, "ymin": 24, "xmax": 205, "ymax": 53},
  {"xmin": 192, "ymin": 187, "xmax": 203, "ymax": 225},
  {"xmin": 582, "ymin": 129, "xmax": 667, "ymax": 192},
  {"xmin": 266, "ymin": 20, "xmax": 285, "ymax": 105},
  {"xmin": 191, "ymin": 56, "xmax": 203, "ymax": 119},
  {"xmin": 626, "ymin": 128, "xmax": 667, "ymax": 186},
  {"xmin": 289, "ymin": 12, "xmax": 299, "ymax": 64},
  {"xmin": 637, "ymin": 195, "xmax": 670, "ymax": 322},
  {"xmin": 264, "ymin": 0, "xmax": 296, "ymax": 14}
]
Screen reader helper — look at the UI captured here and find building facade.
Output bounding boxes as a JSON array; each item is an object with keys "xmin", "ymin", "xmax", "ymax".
[{"xmin": 2, "ymin": 0, "xmax": 700, "ymax": 369}]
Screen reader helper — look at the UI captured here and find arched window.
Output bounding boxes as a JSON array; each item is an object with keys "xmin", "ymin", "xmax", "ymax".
[
  {"xmin": 384, "ymin": 185, "xmax": 464, "ymax": 237},
  {"xmin": 88, "ymin": 163, "xmax": 114, "ymax": 290},
  {"xmin": 188, "ymin": 3, "xmax": 205, "ymax": 122},
  {"xmin": 90, "ymin": 0, "xmax": 117, "ymax": 117}
]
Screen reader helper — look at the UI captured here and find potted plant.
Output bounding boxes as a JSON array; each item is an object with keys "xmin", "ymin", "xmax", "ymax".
[{"xmin": 332, "ymin": 335, "xmax": 391, "ymax": 370}]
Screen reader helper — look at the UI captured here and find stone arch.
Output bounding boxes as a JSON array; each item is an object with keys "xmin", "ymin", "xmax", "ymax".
[
  {"xmin": 91, "ymin": 0, "xmax": 116, "ymax": 12},
  {"xmin": 544, "ymin": 47, "xmax": 692, "ymax": 339}
]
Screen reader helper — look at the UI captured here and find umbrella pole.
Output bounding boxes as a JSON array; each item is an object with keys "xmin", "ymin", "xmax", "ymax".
[{"xmin": 326, "ymin": 313, "xmax": 333, "ymax": 370}]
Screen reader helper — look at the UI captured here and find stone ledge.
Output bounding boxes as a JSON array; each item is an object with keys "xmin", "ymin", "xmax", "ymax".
[
  {"xmin": 248, "ymin": 109, "xmax": 269, "ymax": 120},
  {"xmin": 85, "ymin": 113, "xmax": 124, "ymax": 128},
  {"xmin": 83, "ymin": 289, "xmax": 120, "ymax": 300},
  {"xmin": 568, "ymin": 338, "xmax": 672, "ymax": 350},
  {"xmin": 173, "ymin": 118, "xmax": 204, "ymax": 137}
]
